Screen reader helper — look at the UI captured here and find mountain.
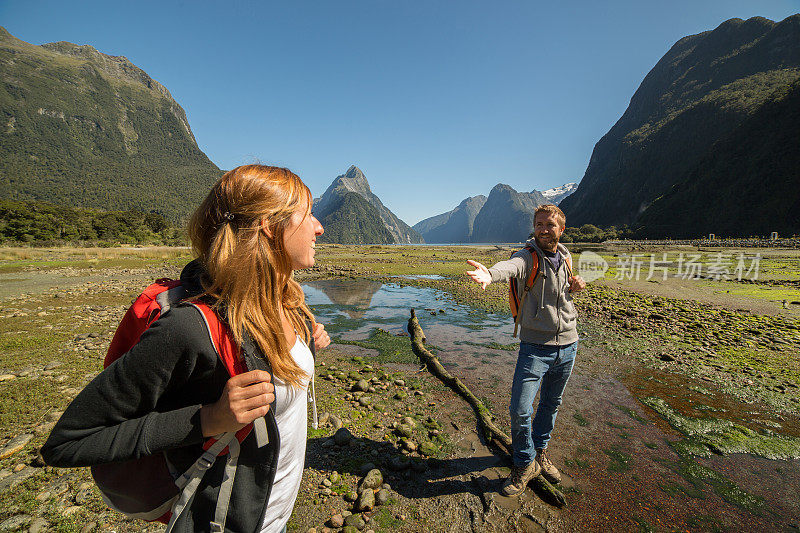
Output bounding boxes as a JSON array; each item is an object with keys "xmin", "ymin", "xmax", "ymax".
[
  {"xmin": 0, "ymin": 27, "xmax": 221, "ymax": 221},
  {"xmin": 635, "ymin": 79, "xmax": 800, "ymax": 238},
  {"xmin": 315, "ymin": 191, "xmax": 395, "ymax": 244},
  {"xmin": 412, "ymin": 195, "xmax": 486, "ymax": 243},
  {"xmin": 314, "ymin": 165, "xmax": 423, "ymax": 244},
  {"xmin": 470, "ymin": 184, "xmax": 547, "ymax": 243},
  {"xmin": 560, "ymin": 15, "xmax": 800, "ymax": 234},
  {"xmin": 541, "ymin": 183, "xmax": 578, "ymax": 205}
]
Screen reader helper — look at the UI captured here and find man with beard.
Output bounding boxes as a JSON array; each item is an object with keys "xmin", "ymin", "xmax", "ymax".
[{"xmin": 466, "ymin": 204, "xmax": 586, "ymax": 496}]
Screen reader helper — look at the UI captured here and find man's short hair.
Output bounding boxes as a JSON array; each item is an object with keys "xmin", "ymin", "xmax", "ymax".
[{"xmin": 534, "ymin": 204, "xmax": 566, "ymax": 227}]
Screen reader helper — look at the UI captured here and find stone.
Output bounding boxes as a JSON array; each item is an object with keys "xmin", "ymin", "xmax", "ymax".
[
  {"xmin": 344, "ymin": 491, "xmax": 358, "ymax": 502},
  {"xmin": 62, "ymin": 506, "xmax": 83, "ymax": 516},
  {"xmin": 358, "ymin": 396, "xmax": 371, "ymax": 407},
  {"xmin": 352, "ymin": 379, "xmax": 370, "ymax": 392},
  {"xmin": 344, "ymin": 513, "xmax": 365, "ymax": 530},
  {"xmin": 44, "ymin": 361, "xmax": 63, "ymax": 371},
  {"xmin": 35, "ymin": 491, "xmax": 51, "ymax": 501},
  {"xmin": 376, "ymin": 488, "xmax": 389, "ymax": 505},
  {"xmin": 329, "ymin": 415, "xmax": 344, "ymax": 430},
  {"xmin": 328, "ymin": 514, "xmax": 344, "ymax": 528},
  {"xmin": 334, "ymin": 427, "xmax": 353, "ymax": 446},
  {"xmin": 0, "ymin": 434, "xmax": 33, "ymax": 459},
  {"xmin": 0, "ymin": 467, "xmax": 35, "ymax": 492},
  {"xmin": 342, "ymin": 527, "xmax": 359, "ymax": 533},
  {"xmin": 395, "ymin": 425, "xmax": 413, "ymax": 438},
  {"xmin": 394, "ymin": 391, "xmax": 407, "ymax": 400},
  {"xmin": 359, "ymin": 468, "xmax": 383, "ymax": 490},
  {"xmin": 0, "ymin": 514, "xmax": 31, "ymax": 531},
  {"xmin": 401, "ymin": 439, "xmax": 417, "ymax": 452},
  {"xmin": 74, "ymin": 488, "xmax": 94, "ymax": 504},
  {"xmin": 0, "ymin": 374, "xmax": 15, "ymax": 382},
  {"xmin": 318, "ymin": 412, "xmax": 331, "ymax": 427},
  {"xmin": 401, "ymin": 416, "xmax": 417, "ymax": 428},
  {"xmin": 355, "ymin": 488, "xmax": 375, "ymax": 512},
  {"xmin": 80, "ymin": 522, "xmax": 97, "ymax": 533},
  {"xmin": 28, "ymin": 518, "xmax": 49, "ymax": 533},
  {"xmin": 329, "ymin": 471, "xmax": 340, "ymax": 484},
  {"xmin": 419, "ymin": 441, "xmax": 438, "ymax": 456}
]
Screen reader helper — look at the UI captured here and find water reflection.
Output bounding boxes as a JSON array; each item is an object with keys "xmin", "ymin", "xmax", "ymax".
[
  {"xmin": 303, "ymin": 279, "xmax": 382, "ymax": 319},
  {"xmin": 301, "ymin": 280, "xmax": 518, "ymax": 382}
]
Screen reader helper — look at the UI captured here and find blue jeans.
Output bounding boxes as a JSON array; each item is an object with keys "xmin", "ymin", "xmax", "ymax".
[{"xmin": 509, "ymin": 341, "xmax": 577, "ymax": 466}]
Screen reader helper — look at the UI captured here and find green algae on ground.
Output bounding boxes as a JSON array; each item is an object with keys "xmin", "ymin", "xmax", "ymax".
[
  {"xmin": 641, "ymin": 397, "xmax": 800, "ymax": 459},
  {"xmin": 658, "ymin": 443, "xmax": 766, "ymax": 516},
  {"xmin": 603, "ymin": 446, "xmax": 631, "ymax": 472},
  {"xmin": 333, "ymin": 328, "xmax": 419, "ymax": 364},
  {"xmin": 573, "ymin": 412, "xmax": 589, "ymax": 426},
  {"xmin": 617, "ymin": 405, "xmax": 648, "ymax": 424}
]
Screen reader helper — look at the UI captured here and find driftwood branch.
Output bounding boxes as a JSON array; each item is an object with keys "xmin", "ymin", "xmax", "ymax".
[{"xmin": 407, "ymin": 308, "xmax": 566, "ymax": 508}]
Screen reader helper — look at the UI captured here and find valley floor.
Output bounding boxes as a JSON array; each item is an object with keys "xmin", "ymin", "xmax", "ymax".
[{"xmin": 0, "ymin": 244, "xmax": 798, "ymax": 532}]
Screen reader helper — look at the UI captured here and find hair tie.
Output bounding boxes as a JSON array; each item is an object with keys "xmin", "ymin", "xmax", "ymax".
[{"xmin": 223, "ymin": 211, "xmax": 235, "ymax": 221}]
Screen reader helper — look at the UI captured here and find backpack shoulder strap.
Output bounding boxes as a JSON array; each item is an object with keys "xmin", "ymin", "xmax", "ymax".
[
  {"xmin": 522, "ymin": 245, "xmax": 541, "ymax": 290},
  {"xmin": 186, "ymin": 302, "xmax": 263, "ymax": 448}
]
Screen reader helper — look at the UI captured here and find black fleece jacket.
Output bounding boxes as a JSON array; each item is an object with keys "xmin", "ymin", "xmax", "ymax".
[{"xmin": 41, "ymin": 261, "xmax": 280, "ymax": 533}]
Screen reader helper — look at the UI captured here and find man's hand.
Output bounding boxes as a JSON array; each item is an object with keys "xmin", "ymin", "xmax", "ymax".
[
  {"xmin": 466, "ymin": 260, "xmax": 492, "ymax": 290},
  {"xmin": 200, "ymin": 370, "xmax": 274, "ymax": 437},
  {"xmin": 312, "ymin": 322, "xmax": 330, "ymax": 350},
  {"xmin": 568, "ymin": 275, "xmax": 586, "ymax": 293}
]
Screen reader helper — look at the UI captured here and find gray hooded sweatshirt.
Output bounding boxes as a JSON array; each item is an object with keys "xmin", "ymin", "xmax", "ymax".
[{"xmin": 488, "ymin": 240, "xmax": 578, "ymax": 346}]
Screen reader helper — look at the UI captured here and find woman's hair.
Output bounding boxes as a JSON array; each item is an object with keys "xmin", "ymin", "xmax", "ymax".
[{"xmin": 188, "ymin": 164, "xmax": 315, "ymax": 387}]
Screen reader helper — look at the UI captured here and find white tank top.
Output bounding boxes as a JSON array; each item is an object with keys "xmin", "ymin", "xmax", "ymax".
[{"xmin": 259, "ymin": 336, "xmax": 314, "ymax": 533}]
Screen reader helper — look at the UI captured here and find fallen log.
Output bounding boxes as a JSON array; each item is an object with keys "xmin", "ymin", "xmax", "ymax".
[{"xmin": 407, "ymin": 308, "xmax": 567, "ymax": 508}]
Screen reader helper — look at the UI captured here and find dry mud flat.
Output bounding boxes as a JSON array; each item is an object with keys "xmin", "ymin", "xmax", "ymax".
[{"xmin": 0, "ymin": 245, "xmax": 799, "ymax": 532}]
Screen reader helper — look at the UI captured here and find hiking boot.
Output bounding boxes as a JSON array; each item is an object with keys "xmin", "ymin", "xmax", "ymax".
[
  {"xmin": 536, "ymin": 448, "xmax": 561, "ymax": 484},
  {"xmin": 501, "ymin": 461, "xmax": 541, "ymax": 496}
]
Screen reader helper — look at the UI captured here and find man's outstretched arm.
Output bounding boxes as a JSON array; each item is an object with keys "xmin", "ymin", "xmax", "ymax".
[{"xmin": 466, "ymin": 255, "xmax": 526, "ymax": 290}]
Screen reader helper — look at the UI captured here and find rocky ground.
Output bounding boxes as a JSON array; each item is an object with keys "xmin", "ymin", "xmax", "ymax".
[{"xmin": 0, "ymin": 244, "xmax": 799, "ymax": 532}]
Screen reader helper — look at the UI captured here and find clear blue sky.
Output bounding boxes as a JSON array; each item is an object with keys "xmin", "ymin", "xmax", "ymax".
[{"xmin": 2, "ymin": 1, "xmax": 798, "ymax": 225}]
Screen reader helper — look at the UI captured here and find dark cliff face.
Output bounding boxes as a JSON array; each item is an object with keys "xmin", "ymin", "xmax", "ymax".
[
  {"xmin": 314, "ymin": 166, "xmax": 423, "ymax": 244},
  {"xmin": 0, "ymin": 27, "xmax": 221, "ymax": 221},
  {"xmin": 470, "ymin": 184, "xmax": 547, "ymax": 243},
  {"xmin": 413, "ymin": 195, "xmax": 487, "ymax": 243},
  {"xmin": 560, "ymin": 15, "xmax": 800, "ymax": 232},
  {"xmin": 634, "ymin": 79, "xmax": 800, "ymax": 238}
]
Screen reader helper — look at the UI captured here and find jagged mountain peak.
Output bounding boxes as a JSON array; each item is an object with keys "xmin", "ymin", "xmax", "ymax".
[
  {"xmin": 332, "ymin": 165, "xmax": 372, "ymax": 195},
  {"xmin": 315, "ymin": 166, "xmax": 423, "ymax": 244}
]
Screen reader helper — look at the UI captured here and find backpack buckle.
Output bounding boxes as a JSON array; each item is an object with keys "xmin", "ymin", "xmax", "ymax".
[{"xmin": 197, "ymin": 450, "xmax": 216, "ymax": 470}]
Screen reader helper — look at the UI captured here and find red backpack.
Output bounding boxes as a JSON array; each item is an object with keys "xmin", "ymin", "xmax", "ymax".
[
  {"xmin": 93, "ymin": 278, "xmax": 268, "ymax": 532},
  {"xmin": 508, "ymin": 245, "xmax": 573, "ymax": 337}
]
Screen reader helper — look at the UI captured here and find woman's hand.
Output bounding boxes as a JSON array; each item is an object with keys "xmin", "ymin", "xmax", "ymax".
[
  {"xmin": 312, "ymin": 322, "xmax": 330, "ymax": 350},
  {"xmin": 200, "ymin": 370, "xmax": 274, "ymax": 437}
]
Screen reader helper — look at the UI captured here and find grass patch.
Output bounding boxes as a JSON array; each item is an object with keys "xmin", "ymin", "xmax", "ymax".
[
  {"xmin": 616, "ymin": 405, "xmax": 648, "ymax": 424},
  {"xmin": 334, "ymin": 328, "xmax": 419, "ymax": 364},
  {"xmin": 573, "ymin": 412, "xmax": 589, "ymax": 426},
  {"xmin": 603, "ymin": 446, "xmax": 631, "ymax": 472}
]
